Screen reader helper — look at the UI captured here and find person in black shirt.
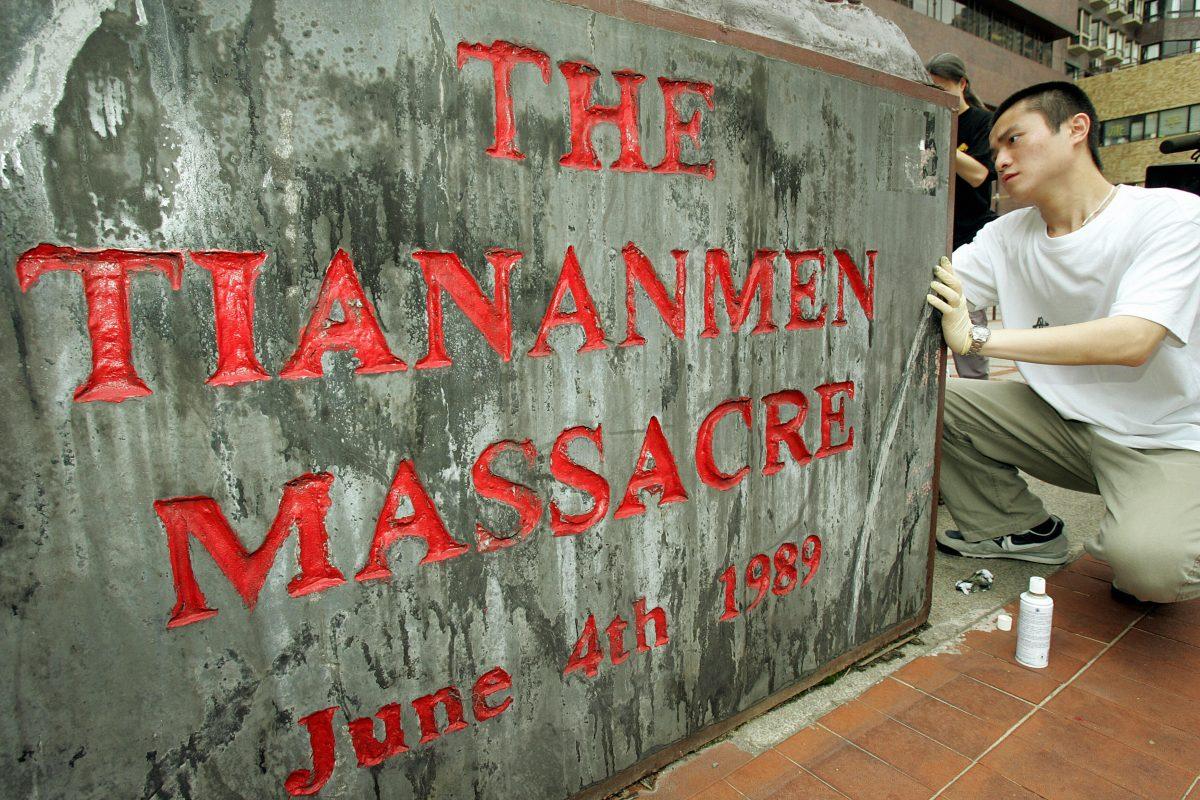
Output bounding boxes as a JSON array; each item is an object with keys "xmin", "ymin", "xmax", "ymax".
[{"xmin": 927, "ymin": 53, "xmax": 998, "ymax": 380}]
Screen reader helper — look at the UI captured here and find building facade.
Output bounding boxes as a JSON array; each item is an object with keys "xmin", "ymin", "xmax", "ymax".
[
  {"xmin": 1067, "ymin": 0, "xmax": 1199, "ymax": 78},
  {"xmin": 1077, "ymin": 51, "xmax": 1200, "ymax": 184},
  {"xmin": 863, "ymin": 0, "xmax": 1076, "ymax": 105}
]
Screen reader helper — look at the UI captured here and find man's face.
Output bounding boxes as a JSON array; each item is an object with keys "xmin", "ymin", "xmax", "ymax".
[{"xmin": 989, "ymin": 102, "xmax": 1077, "ymax": 200}]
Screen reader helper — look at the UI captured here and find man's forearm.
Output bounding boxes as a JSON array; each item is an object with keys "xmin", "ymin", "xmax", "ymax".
[
  {"xmin": 955, "ymin": 150, "xmax": 988, "ymax": 188},
  {"xmin": 979, "ymin": 316, "xmax": 1168, "ymax": 367}
]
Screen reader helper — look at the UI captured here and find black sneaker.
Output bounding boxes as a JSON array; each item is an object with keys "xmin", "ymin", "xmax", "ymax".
[{"xmin": 936, "ymin": 516, "xmax": 1069, "ymax": 564}]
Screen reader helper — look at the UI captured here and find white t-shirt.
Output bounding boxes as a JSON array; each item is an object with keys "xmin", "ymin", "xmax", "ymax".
[{"xmin": 954, "ymin": 185, "xmax": 1200, "ymax": 452}]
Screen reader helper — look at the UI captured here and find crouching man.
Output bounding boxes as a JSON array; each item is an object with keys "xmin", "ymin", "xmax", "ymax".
[{"xmin": 927, "ymin": 81, "xmax": 1200, "ymax": 603}]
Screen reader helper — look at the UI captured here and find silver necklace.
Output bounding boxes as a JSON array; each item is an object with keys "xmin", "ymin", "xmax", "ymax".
[{"xmin": 1080, "ymin": 184, "xmax": 1119, "ymax": 228}]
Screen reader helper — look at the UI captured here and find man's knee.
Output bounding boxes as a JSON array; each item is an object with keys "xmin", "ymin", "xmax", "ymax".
[{"xmin": 1102, "ymin": 537, "xmax": 1200, "ymax": 603}]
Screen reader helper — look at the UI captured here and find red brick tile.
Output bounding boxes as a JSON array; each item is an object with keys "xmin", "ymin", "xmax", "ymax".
[
  {"xmin": 724, "ymin": 750, "xmax": 801, "ymax": 800},
  {"xmin": 928, "ymin": 673, "xmax": 1035, "ymax": 728},
  {"xmin": 759, "ymin": 769, "xmax": 850, "ymax": 800},
  {"xmin": 891, "ymin": 654, "xmax": 959, "ymax": 692},
  {"xmin": 641, "ymin": 742, "xmax": 754, "ymax": 799},
  {"xmin": 1117, "ymin": 628, "xmax": 1200, "ymax": 673},
  {"xmin": 1154, "ymin": 598, "xmax": 1200, "ymax": 627},
  {"xmin": 891, "ymin": 693, "xmax": 1006, "ymax": 759},
  {"xmin": 1073, "ymin": 662, "xmax": 1200, "ymax": 736},
  {"xmin": 805, "ymin": 741, "xmax": 933, "ymax": 800},
  {"xmin": 856, "ymin": 678, "xmax": 924, "ymax": 716},
  {"xmin": 1011, "ymin": 710, "xmax": 1195, "ymax": 799},
  {"xmin": 1043, "ymin": 685, "xmax": 1200, "ymax": 768},
  {"xmin": 967, "ymin": 624, "xmax": 1103, "ymax": 678},
  {"xmin": 690, "ymin": 780, "xmax": 744, "ymax": 800},
  {"xmin": 1047, "ymin": 568, "xmax": 1111, "ymax": 597},
  {"xmin": 846, "ymin": 712, "xmax": 973, "ymax": 789},
  {"xmin": 982, "ymin": 734, "xmax": 1143, "ymax": 799},
  {"xmin": 1092, "ymin": 645, "xmax": 1200, "ymax": 701},
  {"xmin": 1054, "ymin": 585, "xmax": 1148, "ymax": 624},
  {"xmin": 940, "ymin": 765, "xmax": 1045, "ymax": 800},
  {"xmin": 939, "ymin": 647, "xmax": 1062, "ymax": 703},
  {"xmin": 1069, "ymin": 556, "xmax": 1115, "ymax": 582},
  {"xmin": 818, "ymin": 700, "xmax": 884, "ymax": 739},
  {"xmin": 1137, "ymin": 614, "xmax": 1200, "ymax": 649},
  {"xmin": 1050, "ymin": 599, "xmax": 1135, "ymax": 643},
  {"xmin": 774, "ymin": 726, "xmax": 845, "ymax": 767}
]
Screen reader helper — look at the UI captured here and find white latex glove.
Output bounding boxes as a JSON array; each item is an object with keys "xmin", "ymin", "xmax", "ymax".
[{"xmin": 926, "ymin": 256, "xmax": 972, "ymax": 356}]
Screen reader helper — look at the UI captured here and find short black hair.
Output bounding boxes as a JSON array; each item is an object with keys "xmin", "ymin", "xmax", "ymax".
[{"xmin": 993, "ymin": 81, "xmax": 1103, "ymax": 169}]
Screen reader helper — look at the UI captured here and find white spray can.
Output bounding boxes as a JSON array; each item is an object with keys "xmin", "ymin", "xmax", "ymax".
[{"xmin": 1016, "ymin": 576, "xmax": 1053, "ymax": 669}]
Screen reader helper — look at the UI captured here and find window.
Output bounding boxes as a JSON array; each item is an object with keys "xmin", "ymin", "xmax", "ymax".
[
  {"xmin": 888, "ymin": 0, "xmax": 1054, "ymax": 64},
  {"xmin": 1100, "ymin": 105, "xmax": 1200, "ymax": 145},
  {"xmin": 1161, "ymin": 107, "xmax": 1189, "ymax": 136},
  {"xmin": 1144, "ymin": 39, "xmax": 1200, "ymax": 60},
  {"xmin": 1103, "ymin": 118, "xmax": 1131, "ymax": 145}
]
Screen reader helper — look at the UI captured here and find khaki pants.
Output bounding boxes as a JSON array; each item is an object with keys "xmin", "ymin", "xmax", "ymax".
[{"xmin": 940, "ymin": 378, "xmax": 1200, "ymax": 603}]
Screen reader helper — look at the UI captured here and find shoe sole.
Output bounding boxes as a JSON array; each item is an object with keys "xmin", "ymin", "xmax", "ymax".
[{"xmin": 935, "ymin": 540, "xmax": 1071, "ymax": 565}]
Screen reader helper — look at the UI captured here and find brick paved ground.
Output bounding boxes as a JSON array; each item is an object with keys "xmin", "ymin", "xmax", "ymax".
[{"xmin": 622, "ymin": 556, "xmax": 1200, "ymax": 800}]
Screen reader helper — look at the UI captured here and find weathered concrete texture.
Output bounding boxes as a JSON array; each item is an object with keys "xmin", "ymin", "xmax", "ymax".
[
  {"xmin": 0, "ymin": 1, "xmax": 950, "ymax": 798},
  {"xmin": 643, "ymin": 0, "xmax": 930, "ymax": 82}
]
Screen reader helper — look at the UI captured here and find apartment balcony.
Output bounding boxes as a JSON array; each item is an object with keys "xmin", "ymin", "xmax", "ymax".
[
  {"xmin": 1103, "ymin": 48, "xmax": 1125, "ymax": 62},
  {"xmin": 1088, "ymin": 40, "xmax": 1109, "ymax": 54},
  {"xmin": 1068, "ymin": 37, "xmax": 1093, "ymax": 54},
  {"xmin": 1105, "ymin": 1, "xmax": 1127, "ymax": 19},
  {"xmin": 1086, "ymin": 0, "xmax": 1108, "ymax": 10}
]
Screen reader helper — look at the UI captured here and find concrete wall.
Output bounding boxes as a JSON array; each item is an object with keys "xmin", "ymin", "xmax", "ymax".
[{"xmin": 0, "ymin": 1, "xmax": 950, "ymax": 798}]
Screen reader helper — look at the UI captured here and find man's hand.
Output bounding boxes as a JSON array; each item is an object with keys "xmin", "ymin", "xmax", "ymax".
[{"xmin": 927, "ymin": 256, "xmax": 973, "ymax": 355}]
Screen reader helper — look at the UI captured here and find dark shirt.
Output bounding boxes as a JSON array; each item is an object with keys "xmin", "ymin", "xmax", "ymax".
[{"xmin": 954, "ymin": 105, "xmax": 998, "ymax": 250}]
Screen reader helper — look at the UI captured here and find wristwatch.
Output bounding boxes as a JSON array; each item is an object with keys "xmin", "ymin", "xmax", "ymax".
[{"xmin": 965, "ymin": 325, "xmax": 991, "ymax": 357}]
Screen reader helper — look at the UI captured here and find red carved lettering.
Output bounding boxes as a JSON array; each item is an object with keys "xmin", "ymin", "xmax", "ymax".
[
  {"xmin": 559, "ymin": 62, "xmax": 648, "ymax": 172},
  {"xmin": 412, "ymin": 686, "xmax": 469, "ymax": 745},
  {"xmin": 347, "ymin": 703, "xmax": 408, "ymax": 768},
  {"xmin": 702, "ymin": 249, "xmax": 778, "ymax": 338},
  {"xmin": 564, "ymin": 614, "xmax": 603, "ymax": 678},
  {"xmin": 190, "ymin": 250, "xmax": 271, "ymax": 386},
  {"xmin": 832, "ymin": 249, "xmax": 876, "ymax": 325},
  {"xmin": 15, "ymin": 244, "xmax": 184, "ymax": 402},
  {"xmin": 284, "ymin": 706, "xmax": 337, "ymax": 797},
  {"xmin": 528, "ymin": 246, "xmax": 607, "ymax": 357},
  {"xmin": 472, "ymin": 439, "xmax": 542, "ymax": 553},
  {"xmin": 456, "ymin": 40, "xmax": 551, "ymax": 160},
  {"xmin": 653, "ymin": 79, "xmax": 715, "ymax": 179},
  {"xmin": 620, "ymin": 243, "xmax": 687, "ymax": 347},
  {"xmin": 356, "ymin": 460, "xmax": 469, "ymax": 582},
  {"xmin": 606, "ymin": 615, "xmax": 630, "ymax": 666},
  {"xmin": 549, "ymin": 425, "xmax": 610, "ymax": 536},
  {"xmin": 815, "ymin": 381, "xmax": 856, "ymax": 458},
  {"xmin": 154, "ymin": 473, "xmax": 345, "ymax": 629},
  {"xmin": 614, "ymin": 416, "xmax": 689, "ymax": 519},
  {"xmin": 785, "ymin": 249, "xmax": 827, "ymax": 330},
  {"xmin": 413, "ymin": 248, "xmax": 522, "ymax": 369},
  {"xmin": 761, "ymin": 390, "xmax": 812, "ymax": 476},
  {"xmin": 633, "ymin": 598, "xmax": 669, "ymax": 651},
  {"xmin": 279, "ymin": 249, "xmax": 406, "ymax": 379},
  {"xmin": 695, "ymin": 397, "xmax": 752, "ymax": 490},
  {"xmin": 472, "ymin": 667, "xmax": 513, "ymax": 722}
]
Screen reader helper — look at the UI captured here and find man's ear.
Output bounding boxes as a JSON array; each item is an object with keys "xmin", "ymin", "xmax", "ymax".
[{"xmin": 1068, "ymin": 112, "xmax": 1092, "ymax": 147}]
